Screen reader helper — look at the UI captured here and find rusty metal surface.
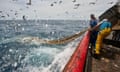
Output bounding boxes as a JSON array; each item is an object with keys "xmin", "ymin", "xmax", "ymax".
[{"xmin": 99, "ymin": 3, "xmax": 120, "ymax": 30}]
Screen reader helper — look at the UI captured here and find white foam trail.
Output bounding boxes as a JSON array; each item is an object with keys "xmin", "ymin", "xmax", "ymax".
[
  {"xmin": 43, "ymin": 37, "xmax": 81, "ymax": 72},
  {"xmin": 31, "ymin": 47, "xmax": 61, "ymax": 56},
  {"xmin": 0, "ymin": 35, "xmax": 47, "ymax": 45},
  {"xmin": 0, "ymin": 34, "xmax": 83, "ymax": 72},
  {"xmin": 19, "ymin": 36, "xmax": 48, "ymax": 45},
  {"xmin": 20, "ymin": 46, "xmax": 62, "ymax": 72},
  {"xmin": 0, "ymin": 35, "xmax": 26, "ymax": 44},
  {"xmin": 21, "ymin": 37, "xmax": 81, "ymax": 72}
]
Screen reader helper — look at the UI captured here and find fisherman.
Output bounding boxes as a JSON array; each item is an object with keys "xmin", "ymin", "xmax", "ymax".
[
  {"xmin": 89, "ymin": 14, "xmax": 98, "ymax": 49},
  {"xmin": 90, "ymin": 19, "xmax": 112, "ymax": 57}
]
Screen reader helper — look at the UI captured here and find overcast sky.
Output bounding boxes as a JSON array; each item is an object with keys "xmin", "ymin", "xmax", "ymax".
[{"xmin": 0, "ymin": 0, "xmax": 117, "ymax": 20}]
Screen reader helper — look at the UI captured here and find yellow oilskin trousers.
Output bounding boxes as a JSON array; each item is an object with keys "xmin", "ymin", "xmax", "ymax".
[{"xmin": 95, "ymin": 28, "xmax": 111, "ymax": 54}]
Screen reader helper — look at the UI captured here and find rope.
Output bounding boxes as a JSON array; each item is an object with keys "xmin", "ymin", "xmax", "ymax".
[
  {"xmin": 21, "ymin": 29, "xmax": 87, "ymax": 44},
  {"xmin": 46, "ymin": 29, "xmax": 87, "ymax": 44}
]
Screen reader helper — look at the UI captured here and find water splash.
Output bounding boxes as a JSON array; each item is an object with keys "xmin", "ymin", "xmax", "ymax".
[{"xmin": 19, "ymin": 37, "xmax": 81, "ymax": 72}]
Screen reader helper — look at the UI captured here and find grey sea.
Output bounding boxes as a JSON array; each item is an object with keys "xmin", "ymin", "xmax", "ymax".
[{"xmin": 0, "ymin": 20, "xmax": 89, "ymax": 72}]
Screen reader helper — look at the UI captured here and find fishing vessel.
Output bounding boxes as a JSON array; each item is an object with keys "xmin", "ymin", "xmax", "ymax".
[{"xmin": 63, "ymin": 1, "xmax": 120, "ymax": 72}]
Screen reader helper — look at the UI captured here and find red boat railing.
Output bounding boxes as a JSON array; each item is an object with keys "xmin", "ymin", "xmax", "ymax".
[{"xmin": 63, "ymin": 31, "xmax": 90, "ymax": 72}]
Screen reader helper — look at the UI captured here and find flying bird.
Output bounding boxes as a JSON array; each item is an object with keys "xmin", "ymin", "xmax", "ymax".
[
  {"xmin": 1, "ymin": 16, "xmax": 5, "ymax": 18},
  {"xmin": 74, "ymin": 4, "xmax": 80, "ymax": 9},
  {"xmin": 0, "ymin": 11, "xmax": 2, "ymax": 13},
  {"xmin": 7, "ymin": 14, "xmax": 9, "ymax": 17},
  {"xmin": 54, "ymin": 2, "xmax": 57, "ymax": 4},
  {"xmin": 59, "ymin": 1, "xmax": 62, "ymax": 4},
  {"xmin": 89, "ymin": 2, "xmax": 96, "ymax": 5},
  {"xmin": 108, "ymin": 2, "xmax": 114, "ymax": 4},
  {"xmin": 10, "ymin": 10, "xmax": 13, "ymax": 12},
  {"xmin": 72, "ymin": 0, "xmax": 76, "ymax": 3},
  {"xmin": 65, "ymin": 11, "xmax": 69, "ymax": 14},
  {"xmin": 27, "ymin": 0, "xmax": 31, "ymax": 5},
  {"xmin": 50, "ymin": 4, "xmax": 54, "ymax": 6},
  {"xmin": 12, "ymin": 0, "xmax": 18, "ymax": 1},
  {"xmin": 15, "ymin": 13, "xmax": 18, "ymax": 15},
  {"xmin": 23, "ymin": 15, "xmax": 26, "ymax": 21}
]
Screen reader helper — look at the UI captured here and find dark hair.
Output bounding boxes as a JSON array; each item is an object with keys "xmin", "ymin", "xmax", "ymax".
[{"xmin": 90, "ymin": 14, "xmax": 96, "ymax": 20}]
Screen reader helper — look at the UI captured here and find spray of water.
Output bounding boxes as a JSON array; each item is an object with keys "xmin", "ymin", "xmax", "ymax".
[{"xmin": 18, "ymin": 37, "xmax": 82, "ymax": 72}]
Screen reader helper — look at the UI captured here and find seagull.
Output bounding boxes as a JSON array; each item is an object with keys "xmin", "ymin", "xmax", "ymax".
[
  {"xmin": 26, "ymin": 0, "xmax": 31, "ymax": 5},
  {"xmin": 59, "ymin": 1, "xmax": 62, "ymax": 4},
  {"xmin": 0, "ymin": 11, "xmax": 2, "ymax": 13},
  {"xmin": 65, "ymin": 11, "xmax": 69, "ymax": 14},
  {"xmin": 50, "ymin": 4, "xmax": 54, "ymax": 6},
  {"xmin": 72, "ymin": 0, "xmax": 76, "ymax": 3},
  {"xmin": 15, "ymin": 13, "xmax": 18, "ymax": 15},
  {"xmin": 108, "ymin": 2, "xmax": 114, "ymax": 4},
  {"xmin": 7, "ymin": 14, "xmax": 9, "ymax": 17},
  {"xmin": 74, "ymin": 4, "xmax": 80, "ymax": 9},
  {"xmin": 12, "ymin": 0, "xmax": 18, "ymax": 1},
  {"xmin": 89, "ymin": 2, "xmax": 96, "ymax": 5},
  {"xmin": 26, "ymin": 6, "xmax": 29, "ymax": 8},
  {"xmin": 50, "ymin": 1, "xmax": 57, "ymax": 7},
  {"xmin": 54, "ymin": 2, "xmax": 57, "ymax": 4},
  {"xmin": 1, "ymin": 16, "xmax": 5, "ymax": 18},
  {"xmin": 23, "ymin": 15, "xmax": 26, "ymax": 21},
  {"xmin": 10, "ymin": 10, "xmax": 13, "ymax": 12}
]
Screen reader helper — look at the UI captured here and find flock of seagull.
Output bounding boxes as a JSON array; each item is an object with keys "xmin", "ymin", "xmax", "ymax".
[{"xmin": 0, "ymin": 0, "xmax": 114, "ymax": 20}]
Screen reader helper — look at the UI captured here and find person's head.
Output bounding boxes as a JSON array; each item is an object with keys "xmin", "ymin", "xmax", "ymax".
[{"xmin": 90, "ymin": 14, "xmax": 96, "ymax": 20}]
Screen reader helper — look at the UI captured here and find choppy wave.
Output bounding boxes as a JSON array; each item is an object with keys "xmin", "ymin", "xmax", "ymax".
[
  {"xmin": 0, "ymin": 20, "xmax": 88, "ymax": 72},
  {"xmin": 0, "ymin": 34, "xmax": 82, "ymax": 72},
  {"xmin": 19, "ymin": 37, "xmax": 81, "ymax": 72}
]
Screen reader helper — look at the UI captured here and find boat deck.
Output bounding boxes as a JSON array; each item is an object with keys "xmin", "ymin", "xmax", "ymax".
[
  {"xmin": 91, "ymin": 32, "xmax": 120, "ymax": 72},
  {"xmin": 92, "ymin": 45, "xmax": 120, "ymax": 72}
]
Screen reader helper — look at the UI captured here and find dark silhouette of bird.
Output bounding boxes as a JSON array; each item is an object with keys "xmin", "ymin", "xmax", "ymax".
[
  {"xmin": 65, "ymin": 11, "xmax": 69, "ymax": 14},
  {"xmin": 72, "ymin": 0, "xmax": 76, "ymax": 3},
  {"xmin": 10, "ymin": 10, "xmax": 13, "ymax": 12},
  {"xmin": 12, "ymin": 0, "xmax": 18, "ymax": 1},
  {"xmin": 50, "ymin": 3, "xmax": 54, "ymax": 6},
  {"xmin": 27, "ymin": 0, "xmax": 31, "ymax": 5},
  {"xmin": 7, "ymin": 14, "xmax": 9, "ymax": 17},
  {"xmin": 15, "ymin": 13, "xmax": 18, "ymax": 15},
  {"xmin": 54, "ymin": 2, "xmax": 57, "ymax": 4},
  {"xmin": 108, "ymin": 2, "xmax": 114, "ymax": 4},
  {"xmin": 23, "ymin": 15, "xmax": 26, "ymax": 21},
  {"xmin": 0, "ymin": 11, "xmax": 2, "ymax": 13},
  {"xmin": 74, "ymin": 4, "xmax": 80, "ymax": 9},
  {"xmin": 26, "ymin": 6, "xmax": 29, "ymax": 9},
  {"xmin": 59, "ymin": 1, "xmax": 62, "ymax": 4},
  {"xmin": 1, "ymin": 16, "xmax": 5, "ymax": 18},
  {"xmin": 89, "ymin": 2, "xmax": 96, "ymax": 5}
]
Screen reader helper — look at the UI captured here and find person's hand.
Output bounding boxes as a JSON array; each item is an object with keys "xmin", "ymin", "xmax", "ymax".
[
  {"xmin": 88, "ymin": 28, "xmax": 92, "ymax": 31},
  {"xmin": 97, "ymin": 21, "xmax": 102, "ymax": 25}
]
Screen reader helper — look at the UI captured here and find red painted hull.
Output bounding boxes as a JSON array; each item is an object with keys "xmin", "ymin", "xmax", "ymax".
[{"xmin": 63, "ymin": 31, "xmax": 90, "ymax": 72}]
